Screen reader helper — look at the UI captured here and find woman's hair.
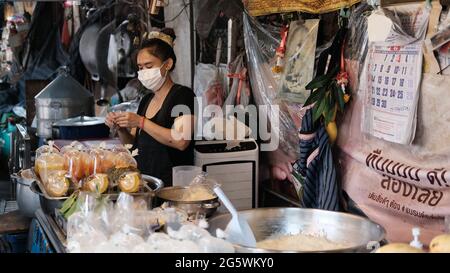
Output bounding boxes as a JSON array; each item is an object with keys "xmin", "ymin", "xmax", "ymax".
[{"xmin": 139, "ymin": 28, "xmax": 177, "ymax": 71}]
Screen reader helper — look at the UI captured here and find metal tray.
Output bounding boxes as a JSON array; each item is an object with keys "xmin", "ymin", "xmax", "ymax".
[{"xmin": 30, "ymin": 174, "xmax": 164, "ymax": 215}]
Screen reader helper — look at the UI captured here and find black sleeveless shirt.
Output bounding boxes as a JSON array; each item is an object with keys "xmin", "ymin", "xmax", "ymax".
[{"xmin": 134, "ymin": 84, "xmax": 196, "ymax": 186}]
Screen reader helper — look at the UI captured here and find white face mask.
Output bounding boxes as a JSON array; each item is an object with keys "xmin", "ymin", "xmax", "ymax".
[{"xmin": 137, "ymin": 63, "xmax": 168, "ymax": 91}]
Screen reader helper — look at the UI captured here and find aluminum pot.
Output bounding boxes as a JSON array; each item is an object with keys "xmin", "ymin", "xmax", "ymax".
[
  {"xmin": 10, "ymin": 169, "xmax": 41, "ymax": 217},
  {"xmin": 35, "ymin": 73, "xmax": 94, "ymax": 138},
  {"xmin": 29, "ymin": 174, "xmax": 164, "ymax": 215},
  {"xmin": 52, "ymin": 116, "xmax": 110, "ymax": 140},
  {"xmin": 207, "ymin": 207, "xmax": 386, "ymax": 253},
  {"xmin": 156, "ymin": 186, "xmax": 221, "ymax": 218}
]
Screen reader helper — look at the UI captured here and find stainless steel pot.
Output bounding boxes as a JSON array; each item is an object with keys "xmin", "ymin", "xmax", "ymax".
[
  {"xmin": 30, "ymin": 174, "xmax": 164, "ymax": 215},
  {"xmin": 156, "ymin": 186, "xmax": 221, "ymax": 218},
  {"xmin": 208, "ymin": 207, "xmax": 386, "ymax": 253},
  {"xmin": 52, "ymin": 115, "xmax": 110, "ymax": 140},
  {"xmin": 10, "ymin": 169, "xmax": 41, "ymax": 217},
  {"xmin": 35, "ymin": 72, "xmax": 94, "ymax": 138}
]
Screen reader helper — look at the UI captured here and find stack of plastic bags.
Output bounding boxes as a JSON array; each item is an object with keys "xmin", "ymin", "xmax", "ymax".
[{"xmin": 66, "ymin": 192, "xmax": 234, "ymax": 253}]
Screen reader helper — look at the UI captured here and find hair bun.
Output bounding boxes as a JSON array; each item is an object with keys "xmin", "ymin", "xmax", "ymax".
[{"xmin": 161, "ymin": 28, "xmax": 176, "ymax": 41}]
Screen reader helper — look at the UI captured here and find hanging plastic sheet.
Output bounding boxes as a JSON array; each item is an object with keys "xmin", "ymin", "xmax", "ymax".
[
  {"xmin": 223, "ymin": 52, "xmax": 251, "ymax": 107},
  {"xmin": 345, "ymin": 3, "xmax": 373, "ymax": 80},
  {"xmin": 279, "ymin": 19, "xmax": 319, "ymax": 103},
  {"xmin": 361, "ymin": 3, "xmax": 431, "ymax": 145},
  {"xmin": 243, "ymin": 12, "xmax": 299, "ymax": 158}
]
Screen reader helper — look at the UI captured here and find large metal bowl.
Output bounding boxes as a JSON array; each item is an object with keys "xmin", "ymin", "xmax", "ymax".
[{"xmin": 208, "ymin": 208, "xmax": 385, "ymax": 253}]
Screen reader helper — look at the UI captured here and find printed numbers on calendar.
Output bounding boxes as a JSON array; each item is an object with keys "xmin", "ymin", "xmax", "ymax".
[
  {"xmin": 382, "ymin": 88, "xmax": 388, "ymax": 96},
  {"xmin": 386, "ymin": 65, "xmax": 391, "ymax": 73},
  {"xmin": 384, "ymin": 77, "xmax": 389, "ymax": 85},
  {"xmin": 376, "ymin": 87, "xmax": 381, "ymax": 95},
  {"xmin": 376, "ymin": 98, "xmax": 381, "ymax": 107},
  {"xmin": 397, "ymin": 90, "xmax": 404, "ymax": 99},
  {"xmin": 400, "ymin": 79, "xmax": 405, "ymax": 87},
  {"xmin": 371, "ymin": 97, "xmax": 375, "ymax": 105},
  {"xmin": 381, "ymin": 100, "xmax": 387, "ymax": 108},
  {"xmin": 390, "ymin": 89, "xmax": 396, "ymax": 97},
  {"xmin": 392, "ymin": 77, "xmax": 397, "ymax": 86}
]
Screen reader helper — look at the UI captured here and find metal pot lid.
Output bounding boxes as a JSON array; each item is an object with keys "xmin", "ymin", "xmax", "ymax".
[
  {"xmin": 53, "ymin": 115, "xmax": 105, "ymax": 127},
  {"xmin": 35, "ymin": 73, "xmax": 93, "ymax": 99}
]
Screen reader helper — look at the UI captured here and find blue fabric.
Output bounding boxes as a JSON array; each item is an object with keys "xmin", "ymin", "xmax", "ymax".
[{"xmin": 295, "ymin": 109, "xmax": 340, "ymax": 211}]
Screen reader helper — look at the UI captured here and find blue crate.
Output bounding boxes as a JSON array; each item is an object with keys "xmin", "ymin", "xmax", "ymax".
[
  {"xmin": 29, "ymin": 219, "xmax": 54, "ymax": 253},
  {"xmin": 0, "ymin": 232, "xmax": 28, "ymax": 253}
]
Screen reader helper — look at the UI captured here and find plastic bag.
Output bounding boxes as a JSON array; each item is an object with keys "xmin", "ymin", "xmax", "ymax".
[
  {"xmin": 61, "ymin": 143, "xmax": 93, "ymax": 184},
  {"xmin": 181, "ymin": 173, "xmax": 219, "ymax": 202},
  {"xmin": 243, "ymin": 12, "xmax": 299, "ymax": 157},
  {"xmin": 223, "ymin": 52, "xmax": 250, "ymax": 107},
  {"xmin": 35, "ymin": 141, "xmax": 67, "ymax": 186}
]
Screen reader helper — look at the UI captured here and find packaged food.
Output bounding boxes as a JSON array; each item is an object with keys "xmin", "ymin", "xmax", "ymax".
[
  {"xmin": 45, "ymin": 170, "xmax": 71, "ymax": 197},
  {"xmin": 35, "ymin": 145, "xmax": 66, "ymax": 184},
  {"xmin": 83, "ymin": 173, "xmax": 110, "ymax": 194},
  {"xmin": 63, "ymin": 148, "xmax": 93, "ymax": 183},
  {"xmin": 89, "ymin": 148, "xmax": 116, "ymax": 174},
  {"xmin": 118, "ymin": 171, "xmax": 142, "ymax": 193},
  {"xmin": 114, "ymin": 151, "xmax": 138, "ymax": 169}
]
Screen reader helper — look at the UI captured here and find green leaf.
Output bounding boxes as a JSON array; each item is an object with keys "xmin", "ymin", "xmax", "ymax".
[
  {"xmin": 303, "ymin": 86, "xmax": 326, "ymax": 107},
  {"xmin": 59, "ymin": 193, "xmax": 77, "ymax": 214},
  {"xmin": 313, "ymin": 95, "xmax": 327, "ymax": 122},
  {"xmin": 305, "ymin": 74, "xmax": 331, "ymax": 90},
  {"xmin": 333, "ymin": 84, "xmax": 345, "ymax": 112}
]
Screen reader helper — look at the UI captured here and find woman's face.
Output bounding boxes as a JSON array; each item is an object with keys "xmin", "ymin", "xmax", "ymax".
[{"xmin": 137, "ymin": 49, "xmax": 171, "ymax": 75}]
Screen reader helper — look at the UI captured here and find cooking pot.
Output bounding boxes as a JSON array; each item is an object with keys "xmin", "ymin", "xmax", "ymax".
[
  {"xmin": 35, "ymin": 72, "xmax": 95, "ymax": 138},
  {"xmin": 208, "ymin": 207, "xmax": 386, "ymax": 253},
  {"xmin": 30, "ymin": 174, "xmax": 164, "ymax": 215},
  {"xmin": 10, "ymin": 169, "xmax": 41, "ymax": 217},
  {"xmin": 52, "ymin": 115, "xmax": 110, "ymax": 140},
  {"xmin": 156, "ymin": 186, "xmax": 221, "ymax": 218}
]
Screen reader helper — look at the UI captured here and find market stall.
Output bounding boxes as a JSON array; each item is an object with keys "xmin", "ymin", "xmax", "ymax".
[{"xmin": 1, "ymin": 0, "xmax": 450, "ymax": 254}]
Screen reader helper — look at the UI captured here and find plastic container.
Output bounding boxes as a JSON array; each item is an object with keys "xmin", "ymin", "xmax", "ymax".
[{"xmin": 172, "ymin": 166, "xmax": 202, "ymax": 187}]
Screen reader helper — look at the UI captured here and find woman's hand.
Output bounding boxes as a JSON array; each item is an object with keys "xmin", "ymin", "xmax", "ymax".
[
  {"xmin": 114, "ymin": 112, "xmax": 143, "ymax": 128},
  {"xmin": 105, "ymin": 112, "xmax": 118, "ymax": 128}
]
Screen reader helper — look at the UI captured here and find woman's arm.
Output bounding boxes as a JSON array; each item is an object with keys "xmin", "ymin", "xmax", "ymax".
[
  {"xmin": 115, "ymin": 112, "xmax": 194, "ymax": 151},
  {"xmin": 142, "ymin": 115, "xmax": 194, "ymax": 151},
  {"xmin": 106, "ymin": 112, "xmax": 136, "ymax": 144},
  {"xmin": 117, "ymin": 128, "xmax": 136, "ymax": 145}
]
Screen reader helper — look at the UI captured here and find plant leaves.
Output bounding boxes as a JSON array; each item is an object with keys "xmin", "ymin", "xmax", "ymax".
[
  {"xmin": 333, "ymin": 84, "xmax": 345, "ymax": 112},
  {"xmin": 303, "ymin": 86, "xmax": 327, "ymax": 107},
  {"xmin": 325, "ymin": 104, "xmax": 336, "ymax": 124},
  {"xmin": 305, "ymin": 74, "xmax": 331, "ymax": 90},
  {"xmin": 313, "ymin": 95, "xmax": 327, "ymax": 122}
]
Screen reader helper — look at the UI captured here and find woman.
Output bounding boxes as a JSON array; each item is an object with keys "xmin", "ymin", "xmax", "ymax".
[{"xmin": 105, "ymin": 28, "xmax": 196, "ymax": 186}]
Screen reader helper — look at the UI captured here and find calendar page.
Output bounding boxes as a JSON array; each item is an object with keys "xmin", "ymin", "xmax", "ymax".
[{"xmin": 362, "ymin": 43, "xmax": 423, "ymax": 144}]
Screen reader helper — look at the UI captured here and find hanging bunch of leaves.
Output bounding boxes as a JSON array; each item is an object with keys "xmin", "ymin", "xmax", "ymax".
[{"xmin": 303, "ymin": 37, "xmax": 351, "ymax": 144}]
